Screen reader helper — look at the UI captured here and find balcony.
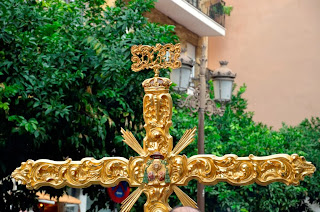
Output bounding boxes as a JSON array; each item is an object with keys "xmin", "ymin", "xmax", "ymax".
[
  {"xmin": 186, "ymin": 0, "xmax": 226, "ymax": 27},
  {"xmin": 154, "ymin": 0, "xmax": 225, "ymax": 37}
]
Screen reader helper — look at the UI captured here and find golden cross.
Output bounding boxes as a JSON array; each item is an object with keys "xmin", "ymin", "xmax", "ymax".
[{"xmin": 12, "ymin": 43, "xmax": 315, "ymax": 212}]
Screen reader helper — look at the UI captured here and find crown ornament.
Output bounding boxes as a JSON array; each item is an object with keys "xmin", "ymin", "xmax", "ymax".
[{"xmin": 142, "ymin": 77, "xmax": 172, "ymax": 91}]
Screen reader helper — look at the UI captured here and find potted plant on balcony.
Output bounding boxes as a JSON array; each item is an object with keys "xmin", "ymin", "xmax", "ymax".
[{"xmin": 209, "ymin": 0, "xmax": 233, "ymax": 26}]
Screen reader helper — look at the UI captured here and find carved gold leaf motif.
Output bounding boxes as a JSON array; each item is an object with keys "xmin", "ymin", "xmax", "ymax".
[{"xmin": 11, "ymin": 44, "xmax": 316, "ymax": 212}]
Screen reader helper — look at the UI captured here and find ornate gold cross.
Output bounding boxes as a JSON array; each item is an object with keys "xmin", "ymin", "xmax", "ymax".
[{"xmin": 12, "ymin": 43, "xmax": 316, "ymax": 212}]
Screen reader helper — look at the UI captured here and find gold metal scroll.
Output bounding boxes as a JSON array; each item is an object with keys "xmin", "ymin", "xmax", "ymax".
[
  {"xmin": 170, "ymin": 154, "xmax": 316, "ymax": 186},
  {"xmin": 131, "ymin": 43, "xmax": 181, "ymax": 77},
  {"xmin": 12, "ymin": 44, "xmax": 316, "ymax": 212},
  {"xmin": 12, "ymin": 157, "xmax": 131, "ymax": 189}
]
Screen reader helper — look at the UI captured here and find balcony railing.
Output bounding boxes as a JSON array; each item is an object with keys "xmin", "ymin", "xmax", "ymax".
[
  {"xmin": 185, "ymin": 0, "xmax": 225, "ymax": 27},
  {"xmin": 185, "ymin": 0, "xmax": 199, "ymax": 8}
]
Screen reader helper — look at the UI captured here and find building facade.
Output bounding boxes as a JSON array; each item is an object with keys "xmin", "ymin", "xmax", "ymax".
[{"xmin": 208, "ymin": 0, "xmax": 320, "ymax": 129}]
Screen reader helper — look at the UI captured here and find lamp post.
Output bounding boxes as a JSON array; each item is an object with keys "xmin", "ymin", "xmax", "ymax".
[{"xmin": 173, "ymin": 46, "xmax": 236, "ymax": 212}]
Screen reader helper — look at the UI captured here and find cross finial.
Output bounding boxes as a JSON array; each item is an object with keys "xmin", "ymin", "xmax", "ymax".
[{"xmin": 131, "ymin": 43, "xmax": 182, "ymax": 77}]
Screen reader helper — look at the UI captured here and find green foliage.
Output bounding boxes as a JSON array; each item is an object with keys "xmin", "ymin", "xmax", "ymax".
[
  {"xmin": 171, "ymin": 84, "xmax": 320, "ymax": 212},
  {"xmin": 210, "ymin": 2, "xmax": 233, "ymax": 17},
  {"xmin": 0, "ymin": 0, "xmax": 177, "ymax": 211}
]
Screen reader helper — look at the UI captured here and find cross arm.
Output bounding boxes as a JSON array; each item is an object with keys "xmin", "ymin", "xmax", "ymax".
[
  {"xmin": 172, "ymin": 154, "xmax": 316, "ymax": 187},
  {"xmin": 11, "ymin": 157, "xmax": 143, "ymax": 190}
]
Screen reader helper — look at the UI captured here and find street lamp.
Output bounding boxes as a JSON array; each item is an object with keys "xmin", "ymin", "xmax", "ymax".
[
  {"xmin": 174, "ymin": 46, "xmax": 236, "ymax": 212},
  {"xmin": 170, "ymin": 54, "xmax": 194, "ymax": 92},
  {"xmin": 211, "ymin": 60, "xmax": 236, "ymax": 103}
]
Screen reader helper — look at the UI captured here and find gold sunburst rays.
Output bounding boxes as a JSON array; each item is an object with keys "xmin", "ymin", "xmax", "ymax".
[
  {"xmin": 172, "ymin": 185, "xmax": 198, "ymax": 208},
  {"xmin": 171, "ymin": 127, "xmax": 197, "ymax": 156},
  {"xmin": 120, "ymin": 186, "xmax": 144, "ymax": 212},
  {"xmin": 121, "ymin": 128, "xmax": 146, "ymax": 156}
]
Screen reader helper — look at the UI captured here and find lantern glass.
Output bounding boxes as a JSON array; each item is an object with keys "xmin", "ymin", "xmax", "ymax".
[
  {"xmin": 213, "ymin": 78, "xmax": 233, "ymax": 102},
  {"xmin": 170, "ymin": 64, "xmax": 192, "ymax": 91},
  {"xmin": 170, "ymin": 68, "xmax": 180, "ymax": 88}
]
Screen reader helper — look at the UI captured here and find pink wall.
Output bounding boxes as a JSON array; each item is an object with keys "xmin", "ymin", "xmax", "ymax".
[{"xmin": 208, "ymin": 0, "xmax": 320, "ymax": 129}]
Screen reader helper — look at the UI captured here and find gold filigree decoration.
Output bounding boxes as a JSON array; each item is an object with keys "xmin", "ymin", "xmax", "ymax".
[
  {"xmin": 143, "ymin": 87, "xmax": 173, "ymax": 157},
  {"xmin": 144, "ymin": 185, "xmax": 172, "ymax": 212},
  {"xmin": 173, "ymin": 154, "xmax": 316, "ymax": 186},
  {"xmin": 128, "ymin": 157, "xmax": 145, "ymax": 185},
  {"xmin": 169, "ymin": 155, "xmax": 187, "ymax": 184},
  {"xmin": 131, "ymin": 43, "xmax": 181, "ymax": 77},
  {"xmin": 12, "ymin": 158, "xmax": 129, "ymax": 189},
  {"xmin": 11, "ymin": 43, "xmax": 316, "ymax": 212}
]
